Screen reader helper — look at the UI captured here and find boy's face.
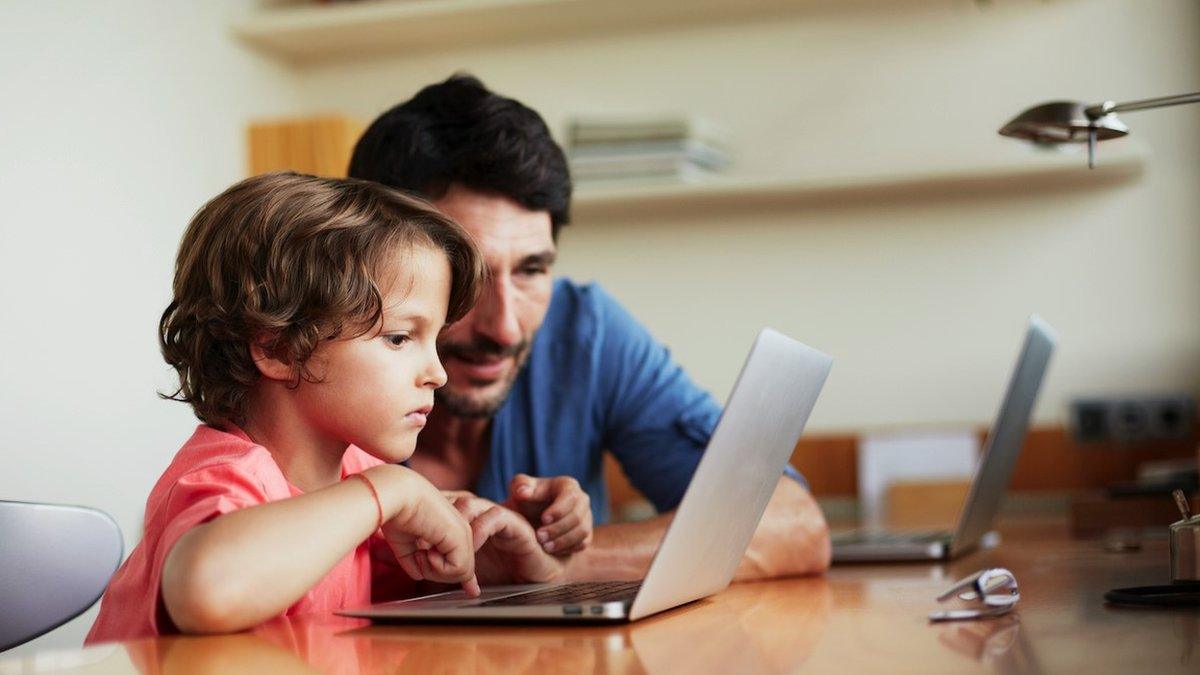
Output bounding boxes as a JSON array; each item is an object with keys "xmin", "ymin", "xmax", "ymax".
[{"xmin": 294, "ymin": 245, "xmax": 451, "ymax": 462}]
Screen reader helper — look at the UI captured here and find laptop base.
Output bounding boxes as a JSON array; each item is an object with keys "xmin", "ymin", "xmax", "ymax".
[
  {"xmin": 831, "ymin": 529, "xmax": 1001, "ymax": 563},
  {"xmin": 338, "ymin": 582, "xmax": 639, "ymax": 622}
]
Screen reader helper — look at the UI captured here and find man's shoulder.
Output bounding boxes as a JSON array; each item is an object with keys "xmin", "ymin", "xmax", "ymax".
[
  {"xmin": 526, "ymin": 277, "xmax": 669, "ymax": 406},
  {"xmin": 543, "ymin": 277, "xmax": 635, "ymax": 343},
  {"xmin": 547, "ymin": 277, "xmax": 613, "ymax": 320}
]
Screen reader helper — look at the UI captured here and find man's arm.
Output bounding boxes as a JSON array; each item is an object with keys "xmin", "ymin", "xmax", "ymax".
[
  {"xmin": 562, "ymin": 477, "xmax": 830, "ymax": 582},
  {"xmin": 732, "ymin": 477, "xmax": 831, "ymax": 580},
  {"xmin": 571, "ymin": 284, "xmax": 830, "ymax": 579}
]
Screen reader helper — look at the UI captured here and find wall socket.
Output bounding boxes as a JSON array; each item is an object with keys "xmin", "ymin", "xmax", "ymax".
[{"xmin": 1069, "ymin": 395, "xmax": 1196, "ymax": 443}]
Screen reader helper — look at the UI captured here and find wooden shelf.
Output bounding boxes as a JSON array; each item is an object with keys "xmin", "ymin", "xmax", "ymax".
[
  {"xmin": 231, "ymin": 0, "xmax": 821, "ymax": 65},
  {"xmin": 572, "ymin": 144, "xmax": 1148, "ymax": 221}
]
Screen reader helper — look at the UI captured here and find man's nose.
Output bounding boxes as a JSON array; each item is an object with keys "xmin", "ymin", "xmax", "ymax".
[{"xmin": 471, "ymin": 275, "xmax": 523, "ymax": 347}]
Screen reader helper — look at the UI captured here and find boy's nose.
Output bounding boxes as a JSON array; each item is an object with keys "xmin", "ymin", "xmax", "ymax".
[{"xmin": 425, "ymin": 350, "xmax": 448, "ymax": 389}]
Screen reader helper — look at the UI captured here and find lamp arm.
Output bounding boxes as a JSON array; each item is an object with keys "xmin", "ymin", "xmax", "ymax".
[{"xmin": 1085, "ymin": 92, "xmax": 1200, "ymax": 119}]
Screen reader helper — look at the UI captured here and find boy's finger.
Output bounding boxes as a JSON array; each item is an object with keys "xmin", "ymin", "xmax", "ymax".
[
  {"xmin": 425, "ymin": 549, "xmax": 450, "ymax": 575},
  {"xmin": 414, "ymin": 550, "xmax": 432, "ymax": 580},
  {"xmin": 432, "ymin": 523, "xmax": 476, "ymax": 582},
  {"xmin": 470, "ymin": 506, "xmax": 512, "ymax": 551},
  {"xmin": 462, "ymin": 576, "xmax": 481, "ymax": 598},
  {"xmin": 426, "ymin": 548, "xmax": 472, "ymax": 586},
  {"xmin": 397, "ymin": 554, "xmax": 424, "ymax": 581},
  {"xmin": 452, "ymin": 496, "xmax": 493, "ymax": 522}
]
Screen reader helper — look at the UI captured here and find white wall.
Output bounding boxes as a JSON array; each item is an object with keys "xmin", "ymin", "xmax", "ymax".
[
  {"xmin": 0, "ymin": 0, "xmax": 300, "ymax": 653},
  {"xmin": 295, "ymin": 0, "xmax": 1200, "ymax": 431}
]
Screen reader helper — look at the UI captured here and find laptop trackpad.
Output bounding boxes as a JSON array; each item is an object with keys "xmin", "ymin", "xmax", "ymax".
[{"xmin": 382, "ymin": 584, "xmax": 546, "ymax": 608}]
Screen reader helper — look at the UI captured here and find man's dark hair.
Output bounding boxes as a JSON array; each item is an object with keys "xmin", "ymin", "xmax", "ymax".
[{"xmin": 348, "ymin": 74, "xmax": 572, "ymax": 239}]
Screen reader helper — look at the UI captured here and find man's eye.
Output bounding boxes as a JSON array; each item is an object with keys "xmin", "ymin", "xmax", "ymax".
[
  {"xmin": 384, "ymin": 334, "xmax": 410, "ymax": 348},
  {"xmin": 517, "ymin": 265, "xmax": 547, "ymax": 277}
]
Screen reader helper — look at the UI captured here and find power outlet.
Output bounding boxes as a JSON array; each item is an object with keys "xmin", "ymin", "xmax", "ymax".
[{"xmin": 1069, "ymin": 395, "xmax": 1196, "ymax": 443}]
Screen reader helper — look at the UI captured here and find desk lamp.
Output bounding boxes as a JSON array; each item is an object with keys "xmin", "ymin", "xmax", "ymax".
[{"xmin": 998, "ymin": 92, "xmax": 1200, "ymax": 168}]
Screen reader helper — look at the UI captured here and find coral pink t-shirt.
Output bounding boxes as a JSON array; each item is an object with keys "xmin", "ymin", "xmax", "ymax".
[{"xmin": 86, "ymin": 425, "xmax": 408, "ymax": 645}]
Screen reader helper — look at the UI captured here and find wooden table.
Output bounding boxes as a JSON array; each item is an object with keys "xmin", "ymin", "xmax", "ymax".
[{"xmin": 3, "ymin": 519, "xmax": 1195, "ymax": 674}]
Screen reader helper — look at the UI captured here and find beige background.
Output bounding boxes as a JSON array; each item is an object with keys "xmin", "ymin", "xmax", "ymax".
[{"xmin": 293, "ymin": 0, "xmax": 1200, "ymax": 431}]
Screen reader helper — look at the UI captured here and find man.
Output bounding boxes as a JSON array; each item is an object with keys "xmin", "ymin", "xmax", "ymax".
[{"xmin": 348, "ymin": 74, "xmax": 830, "ymax": 580}]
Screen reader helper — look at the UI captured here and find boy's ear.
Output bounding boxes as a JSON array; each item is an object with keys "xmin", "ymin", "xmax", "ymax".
[{"xmin": 249, "ymin": 339, "xmax": 295, "ymax": 382}]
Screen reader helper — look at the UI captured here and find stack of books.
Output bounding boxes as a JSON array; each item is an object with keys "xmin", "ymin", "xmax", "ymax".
[{"xmin": 565, "ymin": 116, "xmax": 731, "ymax": 186}]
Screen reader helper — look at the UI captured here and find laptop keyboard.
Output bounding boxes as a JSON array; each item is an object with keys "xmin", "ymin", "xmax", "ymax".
[{"xmin": 477, "ymin": 581, "xmax": 642, "ymax": 607}]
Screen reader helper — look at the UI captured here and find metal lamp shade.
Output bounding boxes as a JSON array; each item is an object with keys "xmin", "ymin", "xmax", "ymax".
[{"xmin": 998, "ymin": 101, "xmax": 1129, "ymax": 143}]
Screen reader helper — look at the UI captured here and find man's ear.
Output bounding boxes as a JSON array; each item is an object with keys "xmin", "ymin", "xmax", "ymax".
[{"xmin": 249, "ymin": 339, "xmax": 295, "ymax": 383}]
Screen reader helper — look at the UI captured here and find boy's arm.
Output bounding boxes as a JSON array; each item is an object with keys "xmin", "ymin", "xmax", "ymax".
[
  {"xmin": 561, "ymin": 477, "xmax": 831, "ymax": 581},
  {"xmin": 162, "ymin": 463, "xmax": 474, "ymax": 634}
]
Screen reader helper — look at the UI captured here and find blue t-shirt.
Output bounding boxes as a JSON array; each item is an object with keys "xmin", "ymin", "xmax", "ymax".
[{"xmin": 470, "ymin": 278, "xmax": 805, "ymax": 524}]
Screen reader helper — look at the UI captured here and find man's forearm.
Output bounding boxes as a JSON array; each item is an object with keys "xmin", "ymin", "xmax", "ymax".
[
  {"xmin": 564, "ymin": 477, "xmax": 830, "ymax": 582},
  {"xmin": 734, "ymin": 477, "xmax": 830, "ymax": 580},
  {"xmin": 562, "ymin": 513, "xmax": 671, "ymax": 581}
]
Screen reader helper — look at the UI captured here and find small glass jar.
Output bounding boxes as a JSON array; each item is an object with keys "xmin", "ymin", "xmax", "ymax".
[{"xmin": 1170, "ymin": 512, "xmax": 1200, "ymax": 583}]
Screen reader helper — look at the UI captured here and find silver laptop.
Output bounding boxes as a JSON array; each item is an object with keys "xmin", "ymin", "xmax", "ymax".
[
  {"xmin": 340, "ymin": 328, "xmax": 832, "ymax": 622},
  {"xmin": 831, "ymin": 315, "xmax": 1057, "ymax": 563}
]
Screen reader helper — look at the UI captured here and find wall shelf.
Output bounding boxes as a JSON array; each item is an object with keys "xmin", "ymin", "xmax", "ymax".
[
  {"xmin": 572, "ymin": 144, "xmax": 1148, "ymax": 221},
  {"xmin": 231, "ymin": 0, "xmax": 829, "ymax": 65}
]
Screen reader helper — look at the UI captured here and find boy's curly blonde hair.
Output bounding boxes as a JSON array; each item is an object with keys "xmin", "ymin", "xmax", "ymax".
[{"xmin": 159, "ymin": 171, "xmax": 482, "ymax": 429}]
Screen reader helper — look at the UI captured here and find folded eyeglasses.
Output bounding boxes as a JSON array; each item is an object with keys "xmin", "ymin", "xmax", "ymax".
[{"xmin": 929, "ymin": 568, "xmax": 1020, "ymax": 622}]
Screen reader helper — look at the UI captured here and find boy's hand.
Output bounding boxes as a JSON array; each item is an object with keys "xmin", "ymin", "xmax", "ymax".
[
  {"xmin": 506, "ymin": 474, "xmax": 593, "ymax": 555},
  {"xmin": 374, "ymin": 467, "xmax": 480, "ymax": 597},
  {"xmin": 452, "ymin": 495, "xmax": 569, "ymax": 585}
]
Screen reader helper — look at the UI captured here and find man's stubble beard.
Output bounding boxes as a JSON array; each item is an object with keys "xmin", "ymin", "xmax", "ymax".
[{"xmin": 434, "ymin": 343, "xmax": 532, "ymax": 418}]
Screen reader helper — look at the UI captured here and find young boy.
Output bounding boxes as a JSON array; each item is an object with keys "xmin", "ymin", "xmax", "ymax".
[{"xmin": 87, "ymin": 173, "xmax": 588, "ymax": 643}]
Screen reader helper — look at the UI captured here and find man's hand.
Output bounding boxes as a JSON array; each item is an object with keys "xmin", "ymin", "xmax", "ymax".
[
  {"xmin": 506, "ymin": 474, "xmax": 593, "ymax": 554},
  {"xmin": 452, "ymin": 494, "xmax": 570, "ymax": 585}
]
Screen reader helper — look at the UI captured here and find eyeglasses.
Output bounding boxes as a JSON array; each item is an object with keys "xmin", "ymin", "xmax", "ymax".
[{"xmin": 929, "ymin": 568, "xmax": 1020, "ymax": 622}]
